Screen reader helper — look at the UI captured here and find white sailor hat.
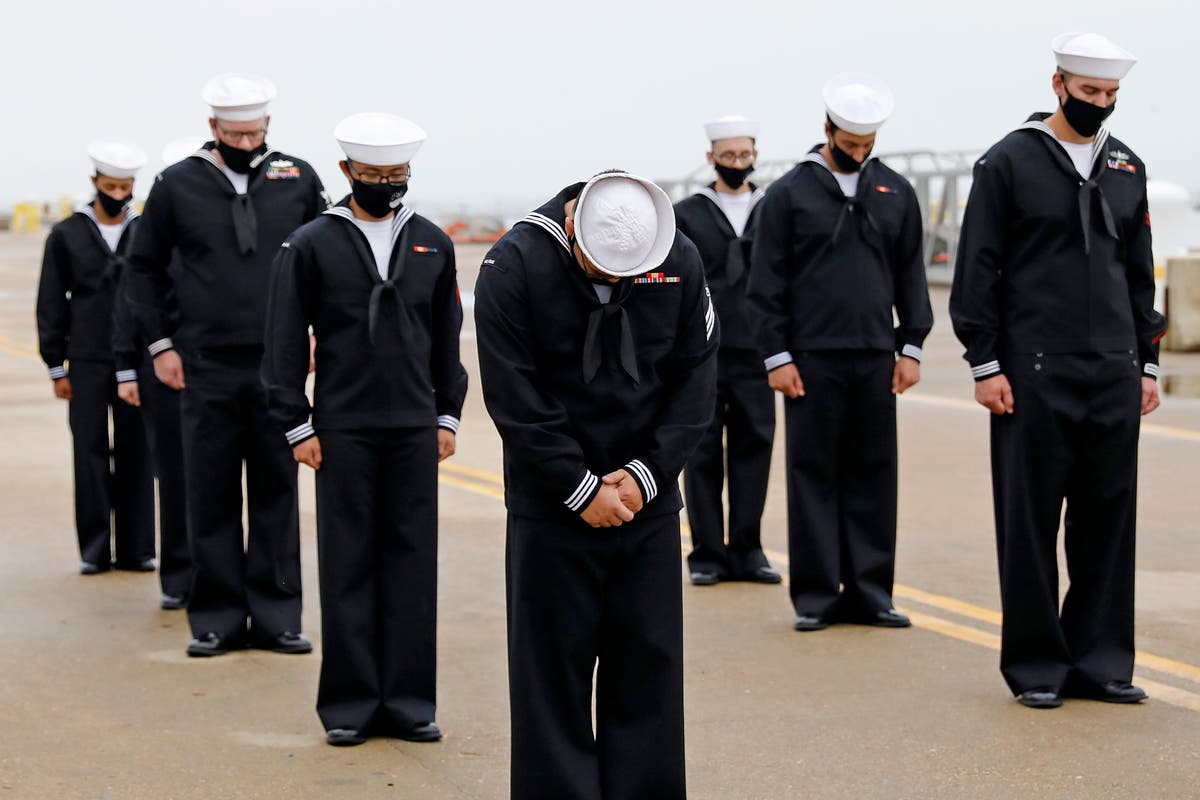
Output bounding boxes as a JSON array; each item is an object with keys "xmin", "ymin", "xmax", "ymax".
[
  {"xmin": 823, "ymin": 73, "xmax": 894, "ymax": 136},
  {"xmin": 575, "ymin": 172, "xmax": 676, "ymax": 278},
  {"xmin": 161, "ymin": 136, "xmax": 205, "ymax": 166},
  {"xmin": 704, "ymin": 115, "xmax": 760, "ymax": 143},
  {"xmin": 1052, "ymin": 32, "xmax": 1137, "ymax": 80},
  {"xmin": 202, "ymin": 73, "xmax": 277, "ymax": 121},
  {"xmin": 334, "ymin": 113, "xmax": 427, "ymax": 166},
  {"xmin": 86, "ymin": 139, "xmax": 147, "ymax": 179}
]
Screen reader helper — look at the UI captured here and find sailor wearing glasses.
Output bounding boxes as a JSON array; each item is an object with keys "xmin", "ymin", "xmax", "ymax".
[
  {"xmin": 126, "ymin": 73, "xmax": 328, "ymax": 658},
  {"xmin": 748, "ymin": 75, "xmax": 932, "ymax": 633},
  {"xmin": 262, "ymin": 113, "xmax": 466, "ymax": 747},
  {"xmin": 675, "ymin": 115, "xmax": 780, "ymax": 587}
]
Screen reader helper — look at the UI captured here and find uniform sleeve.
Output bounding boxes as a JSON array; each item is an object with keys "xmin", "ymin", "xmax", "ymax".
[
  {"xmin": 125, "ymin": 174, "xmax": 178, "ymax": 356},
  {"xmin": 432, "ymin": 240, "xmax": 468, "ymax": 432},
  {"xmin": 111, "ymin": 267, "xmax": 140, "ymax": 382},
  {"xmin": 747, "ymin": 181, "xmax": 794, "ymax": 370},
  {"xmin": 1125, "ymin": 181, "xmax": 1168, "ymax": 380},
  {"xmin": 474, "ymin": 247, "xmax": 601, "ymax": 514},
  {"xmin": 949, "ymin": 155, "xmax": 1009, "ymax": 381},
  {"xmin": 261, "ymin": 238, "xmax": 318, "ymax": 445},
  {"xmin": 35, "ymin": 228, "xmax": 71, "ymax": 379},
  {"xmin": 893, "ymin": 187, "xmax": 934, "ymax": 361},
  {"xmin": 621, "ymin": 241, "xmax": 720, "ymax": 507}
]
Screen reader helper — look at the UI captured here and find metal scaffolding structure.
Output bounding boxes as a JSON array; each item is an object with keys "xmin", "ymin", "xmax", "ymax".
[{"xmin": 657, "ymin": 149, "xmax": 983, "ymax": 283}]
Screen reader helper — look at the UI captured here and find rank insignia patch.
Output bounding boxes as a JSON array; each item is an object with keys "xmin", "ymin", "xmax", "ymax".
[
  {"xmin": 265, "ymin": 164, "xmax": 301, "ymax": 180},
  {"xmin": 875, "ymin": 185, "xmax": 893, "ymax": 193},
  {"xmin": 1107, "ymin": 151, "xmax": 1137, "ymax": 173},
  {"xmin": 634, "ymin": 272, "xmax": 680, "ymax": 284}
]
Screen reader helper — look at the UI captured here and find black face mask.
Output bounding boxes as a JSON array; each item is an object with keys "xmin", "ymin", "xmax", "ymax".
[
  {"xmin": 351, "ymin": 180, "xmax": 408, "ymax": 218},
  {"xmin": 1060, "ymin": 90, "xmax": 1115, "ymax": 138},
  {"xmin": 829, "ymin": 139, "xmax": 867, "ymax": 173},
  {"xmin": 95, "ymin": 190, "xmax": 130, "ymax": 218},
  {"xmin": 217, "ymin": 141, "xmax": 268, "ymax": 174},
  {"xmin": 714, "ymin": 163, "xmax": 754, "ymax": 190}
]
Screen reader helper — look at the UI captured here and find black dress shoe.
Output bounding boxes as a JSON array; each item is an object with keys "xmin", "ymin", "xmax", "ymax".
[
  {"xmin": 326, "ymin": 728, "xmax": 366, "ymax": 747},
  {"xmin": 1084, "ymin": 681, "xmax": 1147, "ymax": 704},
  {"xmin": 746, "ymin": 565, "xmax": 782, "ymax": 584},
  {"xmin": 79, "ymin": 561, "xmax": 108, "ymax": 575},
  {"xmin": 160, "ymin": 593, "xmax": 188, "ymax": 610},
  {"xmin": 1017, "ymin": 688, "xmax": 1063, "ymax": 709},
  {"xmin": 115, "ymin": 558, "xmax": 157, "ymax": 572},
  {"xmin": 689, "ymin": 570, "xmax": 720, "ymax": 586},
  {"xmin": 865, "ymin": 609, "xmax": 912, "ymax": 628},
  {"xmin": 255, "ymin": 631, "xmax": 313, "ymax": 654},
  {"xmin": 187, "ymin": 632, "xmax": 242, "ymax": 657},
  {"xmin": 793, "ymin": 614, "xmax": 830, "ymax": 632},
  {"xmin": 397, "ymin": 722, "xmax": 442, "ymax": 742}
]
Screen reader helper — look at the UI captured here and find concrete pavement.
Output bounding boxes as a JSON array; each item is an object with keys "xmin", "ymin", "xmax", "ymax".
[{"xmin": 1, "ymin": 233, "xmax": 1198, "ymax": 799}]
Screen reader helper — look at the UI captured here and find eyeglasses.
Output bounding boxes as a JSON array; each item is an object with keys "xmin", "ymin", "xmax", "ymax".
[
  {"xmin": 347, "ymin": 163, "xmax": 411, "ymax": 185},
  {"xmin": 215, "ymin": 126, "xmax": 267, "ymax": 145},
  {"xmin": 713, "ymin": 150, "xmax": 755, "ymax": 166}
]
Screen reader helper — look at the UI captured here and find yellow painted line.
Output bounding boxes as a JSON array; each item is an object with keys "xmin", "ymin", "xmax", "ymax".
[
  {"xmin": 438, "ymin": 462, "xmax": 1200, "ymax": 704},
  {"xmin": 437, "ymin": 471, "xmax": 505, "ymax": 500},
  {"xmin": 440, "ymin": 461, "xmax": 504, "ymax": 485},
  {"xmin": 901, "ymin": 392, "xmax": 1200, "ymax": 443},
  {"xmin": 0, "ymin": 334, "xmax": 37, "ymax": 353},
  {"xmin": 0, "ymin": 342, "xmax": 40, "ymax": 363}
]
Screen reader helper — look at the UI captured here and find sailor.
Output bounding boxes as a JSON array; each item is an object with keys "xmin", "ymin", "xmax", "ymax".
[
  {"xmin": 748, "ymin": 74, "xmax": 933, "ymax": 632},
  {"xmin": 676, "ymin": 115, "xmax": 780, "ymax": 586},
  {"xmin": 476, "ymin": 171, "xmax": 718, "ymax": 799},
  {"xmin": 950, "ymin": 33, "xmax": 1165, "ymax": 709},
  {"xmin": 112, "ymin": 138, "xmax": 203, "ymax": 610},
  {"xmin": 262, "ymin": 112, "xmax": 467, "ymax": 747},
  {"xmin": 37, "ymin": 141, "xmax": 156, "ymax": 575},
  {"xmin": 125, "ymin": 74, "xmax": 328, "ymax": 656}
]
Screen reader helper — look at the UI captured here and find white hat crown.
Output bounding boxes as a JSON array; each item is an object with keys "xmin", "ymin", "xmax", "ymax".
[
  {"xmin": 704, "ymin": 115, "xmax": 760, "ymax": 143},
  {"xmin": 823, "ymin": 73, "xmax": 894, "ymax": 136},
  {"xmin": 202, "ymin": 73, "xmax": 277, "ymax": 121},
  {"xmin": 575, "ymin": 172, "xmax": 676, "ymax": 278},
  {"xmin": 87, "ymin": 139, "xmax": 147, "ymax": 179},
  {"xmin": 334, "ymin": 112, "xmax": 427, "ymax": 166},
  {"xmin": 1052, "ymin": 32, "xmax": 1137, "ymax": 80}
]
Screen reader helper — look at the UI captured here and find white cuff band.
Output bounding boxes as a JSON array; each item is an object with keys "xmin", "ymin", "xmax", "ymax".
[
  {"xmin": 624, "ymin": 459, "xmax": 658, "ymax": 503},
  {"xmin": 285, "ymin": 422, "xmax": 315, "ymax": 446},
  {"xmin": 48, "ymin": 365, "xmax": 68, "ymax": 380},
  {"xmin": 901, "ymin": 344, "xmax": 923, "ymax": 362},
  {"xmin": 437, "ymin": 415, "xmax": 460, "ymax": 433},
  {"xmin": 565, "ymin": 470, "xmax": 599, "ymax": 512},
  {"xmin": 1144, "ymin": 363, "xmax": 1160, "ymax": 378},
  {"xmin": 115, "ymin": 370, "xmax": 138, "ymax": 383},
  {"xmin": 148, "ymin": 338, "xmax": 174, "ymax": 356},
  {"xmin": 971, "ymin": 360, "xmax": 1002, "ymax": 379},
  {"xmin": 764, "ymin": 351, "xmax": 794, "ymax": 371}
]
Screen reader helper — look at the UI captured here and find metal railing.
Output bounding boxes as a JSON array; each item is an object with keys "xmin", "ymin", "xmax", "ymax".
[{"xmin": 657, "ymin": 149, "xmax": 983, "ymax": 281}]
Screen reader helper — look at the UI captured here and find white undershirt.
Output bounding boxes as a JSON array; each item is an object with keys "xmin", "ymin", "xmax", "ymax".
[
  {"xmin": 714, "ymin": 191, "xmax": 753, "ymax": 236},
  {"xmin": 1058, "ymin": 140, "xmax": 1094, "ymax": 180},
  {"xmin": 594, "ymin": 284, "xmax": 614, "ymax": 304},
  {"xmin": 96, "ymin": 221, "xmax": 123, "ymax": 252},
  {"xmin": 219, "ymin": 164, "xmax": 249, "ymax": 195},
  {"xmin": 833, "ymin": 170, "xmax": 860, "ymax": 197},
  {"xmin": 351, "ymin": 217, "xmax": 395, "ymax": 280}
]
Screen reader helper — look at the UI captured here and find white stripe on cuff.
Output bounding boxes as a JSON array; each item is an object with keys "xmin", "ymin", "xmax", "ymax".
[
  {"xmin": 1144, "ymin": 363, "xmax": 1160, "ymax": 378},
  {"xmin": 148, "ymin": 338, "xmax": 174, "ymax": 356},
  {"xmin": 901, "ymin": 344, "xmax": 923, "ymax": 362},
  {"xmin": 437, "ymin": 415, "xmax": 460, "ymax": 433},
  {"xmin": 704, "ymin": 299, "xmax": 716, "ymax": 341},
  {"xmin": 624, "ymin": 459, "xmax": 658, "ymax": 503},
  {"xmin": 764, "ymin": 351, "xmax": 794, "ymax": 371},
  {"xmin": 48, "ymin": 365, "xmax": 67, "ymax": 380},
  {"xmin": 565, "ymin": 470, "xmax": 599, "ymax": 512},
  {"xmin": 115, "ymin": 370, "xmax": 138, "ymax": 383},
  {"xmin": 285, "ymin": 423, "xmax": 315, "ymax": 446},
  {"xmin": 971, "ymin": 360, "xmax": 1001, "ymax": 379}
]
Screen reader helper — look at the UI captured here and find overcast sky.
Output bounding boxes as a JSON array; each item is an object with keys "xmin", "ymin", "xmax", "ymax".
[{"xmin": 2, "ymin": 0, "xmax": 1195, "ymax": 215}]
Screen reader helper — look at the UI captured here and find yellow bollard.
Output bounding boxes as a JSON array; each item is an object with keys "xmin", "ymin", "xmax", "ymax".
[{"xmin": 10, "ymin": 202, "xmax": 42, "ymax": 233}]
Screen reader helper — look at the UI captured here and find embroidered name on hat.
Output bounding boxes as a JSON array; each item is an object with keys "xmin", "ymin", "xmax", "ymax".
[
  {"xmin": 1107, "ymin": 150, "xmax": 1137, "ymax": 173},
  {"xmin": 633, "ymin": 272, "xmax": 680, "ymax": 284},
  {"xmin": 412, "ymin": 245, "xmax": 438, "ymax": 254}
]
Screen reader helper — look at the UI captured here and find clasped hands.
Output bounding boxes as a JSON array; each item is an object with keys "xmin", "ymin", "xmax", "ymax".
[{"xmin": 580, "ymin": 469, "xmax": 644, "ymax": 528}]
